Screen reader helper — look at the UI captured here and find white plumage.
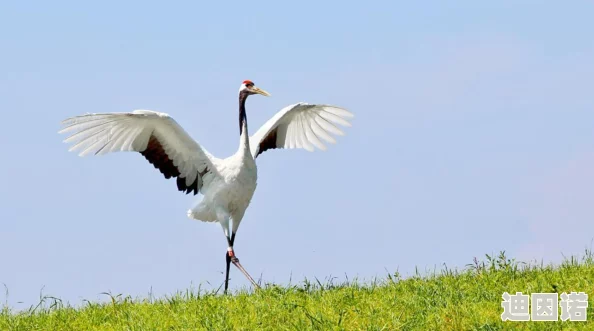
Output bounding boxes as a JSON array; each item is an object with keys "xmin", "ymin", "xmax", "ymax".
[
  {"xmin": 250, "ymin": 102, "xmax": 353, "ymax": 155},
  {"xmin": 59, "ymin": 81, "xmax": 353, "ymax": 291}
]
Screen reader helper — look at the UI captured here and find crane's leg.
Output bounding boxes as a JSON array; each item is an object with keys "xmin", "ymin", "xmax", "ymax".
[
  {"xmin": 219, "ymin": 213, "xmax": 260, "ymax": 293},
  {"xmin": 219, "ymin": 215, "xmax": 233, "ymax": 295},
  {"xmin": 224, "ymin": 250, "xmax": 232, "ymax": 294},
  {"xmin": 228, "ymin": 232, "xmax": 261, "ymax": 289}
]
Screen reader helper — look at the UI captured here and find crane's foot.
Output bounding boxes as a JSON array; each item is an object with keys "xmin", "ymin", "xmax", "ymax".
[{"xmin": 229, "ymin": 250, "xmax": 261, "ymax": 289}]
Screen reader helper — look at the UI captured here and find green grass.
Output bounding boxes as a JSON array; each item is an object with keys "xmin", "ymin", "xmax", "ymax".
[{"xmin": 2, "ymin": 251, "xmax": 594, "ymax": 330}]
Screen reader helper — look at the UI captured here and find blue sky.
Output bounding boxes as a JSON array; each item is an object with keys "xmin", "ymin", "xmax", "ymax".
[{"xmin": 2, "ymin": 1, "xmax": 594, "ymax": 308}]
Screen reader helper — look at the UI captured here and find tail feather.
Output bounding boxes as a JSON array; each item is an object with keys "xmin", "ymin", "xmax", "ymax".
[{"xmin": 187, "ymin": 204, "xmax": 217, "ymax": 222}]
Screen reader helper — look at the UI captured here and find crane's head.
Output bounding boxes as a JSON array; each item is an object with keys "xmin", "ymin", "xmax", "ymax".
[{"xmin": 239, "ymin": 80, "xmax": 271, "ymax": 97}]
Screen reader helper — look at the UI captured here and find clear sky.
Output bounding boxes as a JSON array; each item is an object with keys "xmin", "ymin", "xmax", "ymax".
[{"xmin": 2, "ymin": 1, "xmax": 594, "ymax": 309}]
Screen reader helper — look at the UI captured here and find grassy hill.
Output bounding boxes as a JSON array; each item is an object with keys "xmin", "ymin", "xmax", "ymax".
[{"xmin": 2, "ymin": 251, "xmax": 594, "ymax": 330}]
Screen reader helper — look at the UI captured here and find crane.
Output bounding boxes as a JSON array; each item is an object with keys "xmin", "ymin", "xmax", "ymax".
[{"xmin": 59, "ymin": 80, "xmax": 354, "ymax": 293}]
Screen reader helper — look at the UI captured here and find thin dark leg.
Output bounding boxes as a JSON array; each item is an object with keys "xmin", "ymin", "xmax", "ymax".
[
  {"xmin": 228, "ymin": 232, "xmax": 260, "ymax": 289},
  {"xmin": 224, "ymin": 251, "xmax": 231, "ymax": 294},
  {"xmin": 223, "ymin": 234, "xmax": 234, "ymax": 294}
]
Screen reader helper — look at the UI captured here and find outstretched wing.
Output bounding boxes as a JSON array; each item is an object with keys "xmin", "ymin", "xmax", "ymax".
[
  {"xmin": 59, "ymin": 110, "xmax": 217, "ymax": 195},
  {"xmin": 249, "ymin": 103, "xmax": 353, "ymax": 159}
]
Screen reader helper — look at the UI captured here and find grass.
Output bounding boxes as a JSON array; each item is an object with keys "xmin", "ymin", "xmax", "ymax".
[{"xmin": 2, "ymin": 251, "xmax": 594, "ymax": 330}]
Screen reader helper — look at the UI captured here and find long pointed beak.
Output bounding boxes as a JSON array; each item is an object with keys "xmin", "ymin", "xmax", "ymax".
[{"xmin": 252, "ymin": 86, "xmax": 271, "ymax": 97}]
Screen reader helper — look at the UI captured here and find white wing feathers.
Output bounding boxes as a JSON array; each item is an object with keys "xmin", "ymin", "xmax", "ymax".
[
  {"xmin": 249, "ymin": 103, "xmax": 353, "ymax": 158},
  {"xmin": 59, "ymin": 110, "xmax": 215, "ymax": 195}
]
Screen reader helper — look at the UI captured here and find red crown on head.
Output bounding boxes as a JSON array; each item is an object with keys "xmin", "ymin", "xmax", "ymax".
[{"xmin": 242, "ymin": 80, "xmax": 254, "ymax": 86}]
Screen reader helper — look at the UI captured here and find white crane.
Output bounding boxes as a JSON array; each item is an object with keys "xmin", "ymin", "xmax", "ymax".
[{"xmin": 59, "ymin": 80, "xmax": 354, "ymax": 293}]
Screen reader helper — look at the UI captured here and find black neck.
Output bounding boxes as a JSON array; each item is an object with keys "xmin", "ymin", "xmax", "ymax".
[{"xmin": 239, "ymin": 91, "xmax": 248, "ymax": 135}]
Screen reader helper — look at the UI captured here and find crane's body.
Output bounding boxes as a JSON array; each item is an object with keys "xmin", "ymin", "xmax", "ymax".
[
  {"xmin": 60, "ymin": 80, "xmax": 353, "ymax": 292},
  {"xmin": 188, "ymin": 128, "xmax": 258, "ymax": 236}
]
